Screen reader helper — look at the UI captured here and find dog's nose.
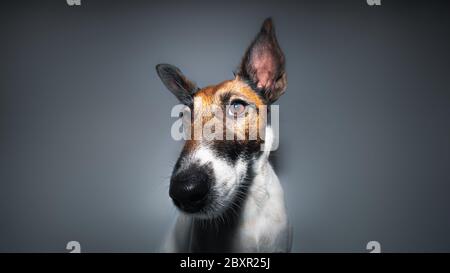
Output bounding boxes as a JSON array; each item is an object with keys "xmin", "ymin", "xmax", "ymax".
[{"xmin": 169, "ymin": 168, "xmax": 211, "ymax": 213}]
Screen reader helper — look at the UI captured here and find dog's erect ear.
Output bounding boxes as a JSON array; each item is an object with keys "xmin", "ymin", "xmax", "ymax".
[
  {"xmin": 237, "ymin": 18, "xmax": 286, "ymax": 104},
  {"xmin": 156, "ymin": 64, "xmax": 199, "ymax": 105}
]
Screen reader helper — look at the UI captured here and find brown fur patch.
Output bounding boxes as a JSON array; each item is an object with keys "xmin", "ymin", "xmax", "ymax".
[{"xmin": 183, "ymin": 78, "xmax": 267, "ymax": 153}]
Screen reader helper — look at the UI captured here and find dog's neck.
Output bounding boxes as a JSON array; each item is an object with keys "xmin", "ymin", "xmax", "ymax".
[
  {"xmin": 188, "ymin": 127, "xmax": 281, "ymax": 252},
  {"xmin": 189, "ymin": 161, "xmax": 274, "ymax": 252}
]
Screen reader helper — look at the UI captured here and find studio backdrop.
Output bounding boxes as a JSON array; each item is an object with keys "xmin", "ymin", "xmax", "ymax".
[{"xmin": 1, "ymin": 0, "xmax": 449, "ymax": 252}]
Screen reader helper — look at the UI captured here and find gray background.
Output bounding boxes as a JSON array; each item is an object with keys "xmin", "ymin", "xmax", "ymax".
[{"xmin": 1, "ymin": 0, "xmax": 450, "ymax": 252}]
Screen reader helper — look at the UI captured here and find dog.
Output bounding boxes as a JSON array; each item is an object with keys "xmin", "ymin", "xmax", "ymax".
[{"xmin": 156, "ymin": 18, "xmax": 291, "ymax": 252}]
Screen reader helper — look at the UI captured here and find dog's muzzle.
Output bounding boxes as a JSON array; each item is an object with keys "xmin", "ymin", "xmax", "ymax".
[{"xmin": 169, "ymin": 163, "xmax": 213, "ymax": 213}]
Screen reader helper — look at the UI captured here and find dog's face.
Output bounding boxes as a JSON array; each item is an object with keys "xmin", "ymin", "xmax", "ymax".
[{"xmin": 156, "ymin": 18, "xmax": 286, "ymax": 218}]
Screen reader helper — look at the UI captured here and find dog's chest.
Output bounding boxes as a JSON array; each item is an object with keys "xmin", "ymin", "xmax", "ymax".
[
  {"xmin": 189, "ymin": 204, "xmax": 288, "ymax": 252},
  {"xmin": 189, "ymin": 218, "xmax": 273, "ymax": 252},
  {"xmin": 189, "ymin": 169, "xmax": 290, "ymax": 252}
]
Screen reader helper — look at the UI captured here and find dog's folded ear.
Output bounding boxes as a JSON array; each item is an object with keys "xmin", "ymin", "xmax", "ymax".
[
  {"xmin": 156, "ymin": 64, "xmax": 199, "ymax": 105},
  {"xmin": 237, "ymin": 18, "xmax": 287, "ymax": 104}
]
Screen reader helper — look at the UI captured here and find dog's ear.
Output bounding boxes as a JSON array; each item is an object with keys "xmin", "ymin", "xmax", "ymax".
[
  {"xmin": 156, "ymin": 64, "xmax": 199, "ymax": 105},
  {"xmin": 237, "ymin": 18, "xmax": 286, "ymax": 104}
]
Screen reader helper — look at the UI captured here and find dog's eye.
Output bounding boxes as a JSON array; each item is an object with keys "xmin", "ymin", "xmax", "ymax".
[{"xmin": 228, "ymin": 100, "xmax": 248, "ymax": 117}]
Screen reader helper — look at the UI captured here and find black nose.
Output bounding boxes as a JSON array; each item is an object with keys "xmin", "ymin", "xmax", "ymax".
[{"xmin": 169, "ymin": 167, "xmax": 211, "ymax": 213}]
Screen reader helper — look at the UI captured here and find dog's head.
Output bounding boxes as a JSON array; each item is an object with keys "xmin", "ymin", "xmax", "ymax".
[{"xmin": 156, "ymin": 18, "xmax": 286, "ymax": 218}]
